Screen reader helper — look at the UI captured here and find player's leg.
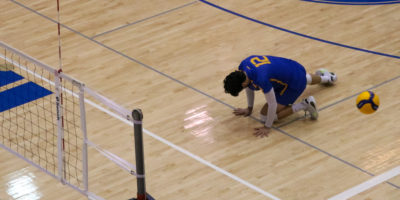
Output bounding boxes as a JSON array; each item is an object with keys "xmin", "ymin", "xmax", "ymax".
[
  {"xmin": 260, "ymin": 103, "xmax": 283, "ymax": 122},
  {"xmin": 260, "ymin": 100, "xmax": 317, "ymax": 122},
  {"xmin": 288, "ymin": 64, "xmax": 319, "ymax": 119},
  {"xmin": 260, "ymin": 99, "xmax": 308, "ymax": 122},
  {"xmin": 276, "ymin": 105, "xmax": 294, "ymax": 119},
  {"xmin": 306, "ymin": 74, "xmax": 322, "ymax": 85},
  {"xmin": 292, "ymin": 96, "xmax": 318, "ymax": 120},
  {"xmin": 298, "ymin": 69, "xmax": 337, "ymax": 119},
  {"xmin": 276, "ymin": 101, "xmax": 318, "ymax": 120},
  {"xmin": 306, "ymin": 69, "xmax": 337, "ymax": 85},
  {"xmin": 260, "ymin": 103, "xmax": 286, "ymax": 115}
]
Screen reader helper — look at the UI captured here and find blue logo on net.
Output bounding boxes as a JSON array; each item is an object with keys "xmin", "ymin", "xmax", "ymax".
[{"xmin": 302, "ymin": 0, "xmax": 400, "ymax": 5}]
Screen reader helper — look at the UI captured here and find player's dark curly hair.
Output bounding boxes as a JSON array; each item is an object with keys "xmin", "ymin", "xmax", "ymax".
[{"xmin": 223, "ymin": 70, "xmax": 246, "ymax": 97}]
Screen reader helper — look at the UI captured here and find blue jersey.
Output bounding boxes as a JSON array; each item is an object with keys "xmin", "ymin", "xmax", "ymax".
[{"xmin": 238, "ymin": 55, "xmax": 307, "ymax": 105}]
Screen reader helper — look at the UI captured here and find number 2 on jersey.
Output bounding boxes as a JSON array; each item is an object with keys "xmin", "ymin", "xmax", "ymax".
[{"xmin": 250, "ymin": 56, "xmax": 271, "ymax": 67}]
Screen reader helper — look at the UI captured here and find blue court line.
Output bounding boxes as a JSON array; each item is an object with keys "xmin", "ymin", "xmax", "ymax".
[
  {"xmin": 11, "ymin": 0, "xmax": 400, "ymax": 190},
  {"xmin": 302, "ymin": 0, "xmax": 400, "ymax": 5},
  {"xmin": 0, "ymin": 81, "xmax": 52, "ymax": 112},
  {"xmin": 0, "ymin": 71, "xmax": 23, "ymax": 87},
  {"xmin": 199, "ymin": 0, "xmax": 400, "ymax": 60},
  {"xmin": 92, "ymin": 1, "xmax": 198, "ymax": 39}
]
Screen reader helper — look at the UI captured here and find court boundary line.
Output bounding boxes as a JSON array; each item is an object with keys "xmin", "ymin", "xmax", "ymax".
[
  {"xmin": 328, "ymin": 166, "xmax": 400, "ymax": 200},
  {"xmin": 199, "ymin": 0, "xmax": 400, "ymax": 59},
  {"xmin": 302, "ymin": 0, "xmax": 400, "ymax": 5},
  {"xmin": 91, "ymin": 1, "xmax": 198, "ymax": 39},
  {"xmin": 9, "ymin": 0, "xmax": 400, "ymax": 194}
]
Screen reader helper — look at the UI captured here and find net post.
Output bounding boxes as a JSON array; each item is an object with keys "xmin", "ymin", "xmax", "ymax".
[
  {"xmin": 130, "ymin": 109, "xmax": 155, "ymax": 200},
  {"xmin": 79, "ymin": 84, "xmax": 89, "ymax": 193},
  {"xmin": 132, "ymin": 109, "xmax": 146, "ymax": 200}
]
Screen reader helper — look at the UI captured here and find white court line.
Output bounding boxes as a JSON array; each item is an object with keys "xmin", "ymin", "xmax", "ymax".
[
  {"xmin": 84, "ymin": 98, "xmax": 281, "ymax": 200},
  {"xmin": 328, "ymin": 166, "xmax": 400, "ymax": 200}
]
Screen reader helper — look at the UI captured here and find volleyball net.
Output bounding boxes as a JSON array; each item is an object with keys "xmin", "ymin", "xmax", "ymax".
[{"xmin": 0, "ymin": 41, "xmax": 153, "ymax": 200}]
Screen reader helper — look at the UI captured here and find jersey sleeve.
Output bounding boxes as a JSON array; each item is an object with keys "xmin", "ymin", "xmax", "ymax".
[
  {"xmin": 263, "ymin": 88, "xmax": 277, "ymax": 128},
  {"xmin": 245, "ymin": 88, "xmax": 255, "ymax": 108},
  {"xmin": 238, "ymin": 59, "xmax": 247, "ymax": 71}
]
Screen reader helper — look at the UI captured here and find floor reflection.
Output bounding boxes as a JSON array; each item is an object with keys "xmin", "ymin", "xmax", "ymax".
[
  {"xmin": 184, "ymin": 105, "xmax": 215, "ymax": 144},
  {"xmin": 7, "ymin": 168, "xmax": 41, "ymax": 200}
]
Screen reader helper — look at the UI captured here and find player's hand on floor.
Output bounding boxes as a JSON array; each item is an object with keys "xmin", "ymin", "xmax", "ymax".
[
  {"xmin": 233, "ymin": 108, "xmax": 252, "ymax": 116},
  {"xmin": 254, "ymin": 126, "xmax": 271, "ymax": 138}
]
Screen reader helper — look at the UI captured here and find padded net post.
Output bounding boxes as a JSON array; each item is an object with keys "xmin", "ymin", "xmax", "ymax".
[{"xmin": 130, "ymin": 109, "xmax": 155, "ymax": 200}]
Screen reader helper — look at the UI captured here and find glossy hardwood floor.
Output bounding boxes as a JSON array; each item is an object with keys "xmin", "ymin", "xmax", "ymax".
[{"xmin": 1, "ymin": 0, "xmax": 400, "ymax": 199}]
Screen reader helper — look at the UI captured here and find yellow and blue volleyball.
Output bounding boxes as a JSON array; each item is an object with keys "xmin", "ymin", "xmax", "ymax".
[{"xmin": 356, "ymin": 91, "xmax": 379, "ymax": 114}]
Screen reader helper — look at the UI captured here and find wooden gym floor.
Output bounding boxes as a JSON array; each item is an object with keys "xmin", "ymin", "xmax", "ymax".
[{"xmin": 1, "ymin": 0, "xmax": 400, "ymax": 199}]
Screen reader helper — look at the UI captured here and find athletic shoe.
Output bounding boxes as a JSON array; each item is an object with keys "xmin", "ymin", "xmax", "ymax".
[
  {"xmin": 302, "ymin": 96, "xmax": 318, "ymax": 120},
  {"xmin": 315, "ymin": 68, "xmax": 337, "ymax": 85}
]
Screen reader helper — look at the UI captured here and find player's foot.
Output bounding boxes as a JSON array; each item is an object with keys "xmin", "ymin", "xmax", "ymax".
[
  {"xmin": 302, "ymin": 96, "xmax": 318, "ymax": 120},
  {"xmin": 315, "ymin": 68, "xmax": 337, "ymax": 85}
]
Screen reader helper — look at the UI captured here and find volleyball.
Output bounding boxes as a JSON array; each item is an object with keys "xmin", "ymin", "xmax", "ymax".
[{"xmin": 356, "ymin": 91, "xmax": 379, "ymax": 114}]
